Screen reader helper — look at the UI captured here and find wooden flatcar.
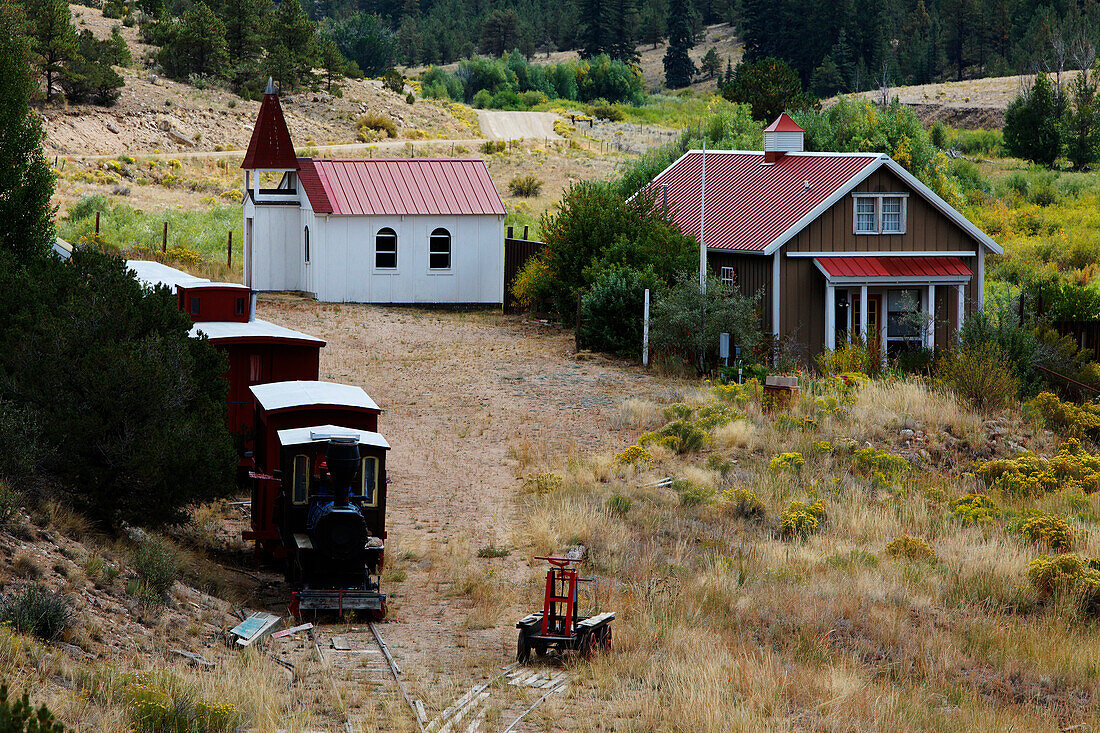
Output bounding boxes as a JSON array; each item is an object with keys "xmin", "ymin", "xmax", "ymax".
[{"xmin": 245, "ymin": 380, "xmax": 389, "ymax": 617}]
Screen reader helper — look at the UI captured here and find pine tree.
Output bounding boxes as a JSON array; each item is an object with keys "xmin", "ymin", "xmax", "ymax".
[
  {"xmin": 662, "ymin": 0, "xmax": 695, "ymax": 88},
  {"xmin": 23, "ymin": 0, "xmax": 76, "ymax": 102},
  {"xmin": 217, "ymin": 0, "xmax": 271, "ymax": 66},
  {"xmin": 1004, "ymin": 73, "xmax": 1061, "ymax": 167},
  {"xmin": 576, "ymin": 0, "xmax": 607, "ymax": 58},
  {"xmin": 264, "ymin": 0, "xmax": 318, "ymax": 89},
  {"xmin": 603, "ymin": 0, "xmax": 638, "ymax": 63},
  {"xmin": 700, "ymin": 47, "xmax": 721, "ymax": 79},
  {"xmin": 0, "ymin": 0, "xmax": 55, "ymax": 261},
  {"xmin": 1065, "ymin": 70, "xmax": 1100, "ymax": 170},
  {"xmin": 160, "ymin": 2, "xmax": 228, "ymax": 79}
]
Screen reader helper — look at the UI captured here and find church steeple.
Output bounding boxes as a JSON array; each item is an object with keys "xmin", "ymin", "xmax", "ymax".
[{"xmin": 242, "ymin": 78, "xmax": 299, "ymax": 171}]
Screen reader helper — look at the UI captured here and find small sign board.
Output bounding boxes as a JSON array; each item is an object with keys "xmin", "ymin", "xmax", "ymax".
[{"xmin": 230, "ymin": 612, "xmax": 281, "ymax": 647}]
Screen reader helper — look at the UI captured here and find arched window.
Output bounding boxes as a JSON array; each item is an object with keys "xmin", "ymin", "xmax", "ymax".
[
  {"xmin": 375, "ymin": 228, "xmax": 397, "ymax": 269},
  {"xmin": 303, "ymin": 226, "xmax": 310, "ymax": 263},
  {"xmin": 429, "ymin": 228, "xmax": 451, "ymax": 270}
]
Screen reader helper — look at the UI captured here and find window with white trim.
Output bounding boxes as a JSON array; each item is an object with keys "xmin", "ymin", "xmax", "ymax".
[
  {"xmin": 375, "ymin": 228, "xmax": 397, "ymax": 269},
  {"xmin": 429, "ymin": 228, "xmax": 451, "ymax": 270},
  {"xmin": 853, "ymin": 194, "xmax": 907, "ymax": 234},
  {"xmin": 719, "ymin": 266, "xmax": 737, "ymax": 288}
]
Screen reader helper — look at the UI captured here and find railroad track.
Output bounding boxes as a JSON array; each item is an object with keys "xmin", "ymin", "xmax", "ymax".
[{"xmin": 426, "ymin": 665, "xmax": 570, "ymax": 733}]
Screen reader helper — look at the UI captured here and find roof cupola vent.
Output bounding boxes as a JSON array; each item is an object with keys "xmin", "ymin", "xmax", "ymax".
[{"xmin": 763, "ymin": 113, "xmax": 805, "ymax": 164}]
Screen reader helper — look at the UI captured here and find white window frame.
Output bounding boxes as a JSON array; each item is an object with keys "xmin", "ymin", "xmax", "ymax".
[
  {"xmin": 852, "ymin": 193, "xmax": 908, "ymax": 235},
  {"xmin": 428, "ymin": 228, "xmax": 451, "ymax": 271},
  {"xmin": 719, "ymin": 266, "xmax": 737, "ymax": 288},
  {"xmin": 375, "ymin": 228, "xmax": 398, "ymax": 270}
]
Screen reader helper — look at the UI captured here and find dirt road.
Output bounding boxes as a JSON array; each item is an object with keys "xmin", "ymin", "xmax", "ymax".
[
  {"xmin": 257, "ymin": 300, "xmax": 671, "ymax": 730},
  {"xmin": 478, "ymin": 111, "xmax": 562, "ymax": 141}
]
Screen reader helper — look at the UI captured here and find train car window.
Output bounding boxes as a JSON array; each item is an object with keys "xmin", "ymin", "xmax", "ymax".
[
  {"xmin": 292, "ymin": 455, "xmax": 310, "ymax": 505},
  {"xmin": 361, "ymin": 457, "xmax": 379, "ymax": 507}
]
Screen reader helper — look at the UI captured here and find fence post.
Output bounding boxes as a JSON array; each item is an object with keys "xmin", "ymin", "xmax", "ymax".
[
  {"xmin": 642, "ymin": 289, "xmax": 650, "ymax": 367},
  {"xmin": 227, "ymin": 231, "xmax": 233, "ymax": 268},
  {"xmin": 95, "ymin": 211, "xmax": 100, "ymax": 235},
  {"xmin": 162, "ymin": 221, "xmax": 168, "ymax": 253},
  {"xmin": 575, "ymin": 293, "xmax": 583, "ymax": 351}
]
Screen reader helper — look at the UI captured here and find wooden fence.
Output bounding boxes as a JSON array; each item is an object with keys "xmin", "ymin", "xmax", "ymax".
[
  {"xmin": 1054, "ymin": 320, "xmax": 1100, "ymax": 362},
  {"xmin": 503, "ymin": 229, "xmax": 544, "ymax": 314}
]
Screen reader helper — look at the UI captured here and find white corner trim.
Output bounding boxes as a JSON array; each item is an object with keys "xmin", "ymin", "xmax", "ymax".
[
  {"xmin": 771, "ymin": 250, "xmax": 780, "ymax": 336},
  {"xmin": 787, "ymin": 250, "xmax": 977, "ymax": 258}
]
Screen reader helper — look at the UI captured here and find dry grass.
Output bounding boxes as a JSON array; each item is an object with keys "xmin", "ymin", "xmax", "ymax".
[{"xmin": 513, "ymin": 378, "xmax": 1100, "ymax": 730}]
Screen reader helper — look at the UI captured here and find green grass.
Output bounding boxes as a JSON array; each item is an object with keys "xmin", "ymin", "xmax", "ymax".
[{"xmin": 60, "ymin": 195, "xmax": 242, "ymax": 275}]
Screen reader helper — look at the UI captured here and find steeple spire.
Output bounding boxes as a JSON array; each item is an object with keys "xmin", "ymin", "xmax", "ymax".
[{"xmin": 242, "ymin": 78, "xmax": 299, "ymax": 171}]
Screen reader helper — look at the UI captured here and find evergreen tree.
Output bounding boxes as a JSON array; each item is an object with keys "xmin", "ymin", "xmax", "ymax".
[
  {"xmin": 329, "ymin": 12, "xmax": 398, "ymax": 76},
  {"xmin": 638, "ymin": 0, "xmax": 664, "ymax": 49},
  {"xmin": 23, "ymin": 0, "xmax": 76, "ymax": 101},
  {"xmin": 319, "ymin": 34, "xmax": 354, "ymax": 92},
  {"xmin": 1065, "ymin": 70, "xmax": 1100, "ymax": 170},
  {"xmin": 217, "ymin": 0, "xmax": 270, "ymax": 67},
  {"xmin": 810, "ymin": 54, "xmax": 844, "ymax": 97},
  {"xmin": 724, "ymin": 56, "xmax": 808, "ymax": 121},
  {"xmin": 1004, "ymin": 72, "xmax": 1061, "ymax": 167},
  {"xmin": 576, "ymin": 0, "xmax": 607, "ymax": 58},
  {"xmin": 479, "ymin": 8, "xmax": 523, "ymax": 57},
  {"xmin": 264, "ymin": 0, "xmax": 318, "ymax": 89},
  {"xmin": 603, "ymin": 0, "xmax": 638, "ymax": 63},
  {"xmin": 700, "ymin": 47, "xmax": 721, "ymax": 79},
  {"xmin": 61, "ymin": 29, "xmax": 125, "ymax": 105},
  {"xmin": 159, "ymin": 2, "xmax": 228, "ymax": 79},
  {"xmin": 662, "ymin": 0, "xmax": 695, "ymax": 88},
  {"xmin": 0, "ymin": 0, "xmax": 54, "ymax": 261}
]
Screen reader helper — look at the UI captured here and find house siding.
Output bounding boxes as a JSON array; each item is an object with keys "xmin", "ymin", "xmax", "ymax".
[
  {"xmin": 781, "ymin": 166, "xmax": 982, "ymax": 356},
  {"xmin": 707, "ymin": 251, "xmax": 773, "ymax": 334}
]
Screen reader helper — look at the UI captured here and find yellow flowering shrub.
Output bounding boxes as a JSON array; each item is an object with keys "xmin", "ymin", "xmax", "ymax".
[
  {"xmin": 1021, "ymin": 512, "xmax": 1074, "ymax": 550},
  {"xmin": 811, "ymin": 440, "xmax": 833, "ymax": 454},
  {"xmin": 695, "ymin": 400, "xmax": 742, "ymax": 429},
  {"xmin": 768, "ymin": 452, "xmax": 805, "ymax": 472},
  {"xmin": 1027, "ymin": 553, "xmax": 1100, "ymax": 613},
  {"xmin": 717, "ymin": 488, "xmax": 765, "ymax": 522},
  {"xmin": 780, "ymin": 500, "xmax": 826, "ymax": 539},
  {"xmin": 949, "ymin": 494, "xmax": 1000, "ymax": 525},
  {"xmin": 1026, "ymin": 392, "xmax": 1100, "ymax": 439},
  {"xmin": 853, "ymin": 447, "xmax": 910, "ymax": 477},
  {"xmin": 978, "ymin": 440, "xmax": 1100, "ymax": 496},
  {"xmin": 615, "ymin": 444, "xmax": 652, "ymax": 466},
  {"xmin": 522, "ymin": 472, "xmax": 563, "ymax": 493},
  {"xmin": 638, "ymin": 420, "xmax": 708, "ymax": 454},
  {"xmin": 885, "ymin": 535, "xmax": 936, "ymax": 562}
]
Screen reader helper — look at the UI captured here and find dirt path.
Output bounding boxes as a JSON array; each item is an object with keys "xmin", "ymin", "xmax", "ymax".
[
  {"xmin": 256, "ymin": 300, "xmax": 670, "ymax": 729},
  {"xmin": 478, "ymin": 111, "xmax": 562, "ymax": 141}
]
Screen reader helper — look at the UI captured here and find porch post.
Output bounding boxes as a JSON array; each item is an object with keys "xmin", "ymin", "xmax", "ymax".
[
  {"xmin": 859, "ymin": 284, "xmax": 868, "ymax": 341},
  {"xmin": 771, "ymin": 251, "xmax": 781, "ymax": 340},
  {"xmin": 957, "ymin": 283, "xmax": 965, "ymax": 344},
  {"xmin": 926, "ymin": 284, "xmax": 936, "ymax": 349},
  {"xmin": 977, "ymin": 250, "xmax": 985, "ymax": 310},
  {"xmin": 825, "ymin": 283, "xmax": 836, "ymax": 351}
]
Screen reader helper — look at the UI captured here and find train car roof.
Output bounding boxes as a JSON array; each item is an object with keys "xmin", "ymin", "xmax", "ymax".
[
  {"xmin": 179, "ymin": 281, "xmax": 251, "ymax": 291},
  {"xmin": 276, "ymin": 425, "xmax": 390, "ymax": 450},
  {"xmin": 127, "ymin": 260, "xmax": 210, "ymax": 291},
  {"xmin": 250, "ymin": 380, "xmax": 380, "ymax": 412},
  {"xmin": 190, "ymin": 319, "xmax": 326, "ymax": 346}
]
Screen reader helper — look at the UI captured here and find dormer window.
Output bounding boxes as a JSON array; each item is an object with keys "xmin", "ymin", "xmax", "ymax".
[{"xmin": 853, "ymin": 193, "xmax": 907, "ymax": 235}]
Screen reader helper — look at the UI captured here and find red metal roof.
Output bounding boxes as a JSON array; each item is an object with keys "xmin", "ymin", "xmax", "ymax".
[
  {"xmin": 297, "ymin": 158, "xmax": 506, "ymax": 216},
  {"xmin": 650, "ymin": 151, "xmax": 879, "ymax": 251},
  {"xmin": 764, "ymin": 113, "xmax": 805, "ymax": 133},
  {"xmin": 242, "ymin": 92, "xmax": 299, "ymax": 170},
  {"xmin": 815, "ymin": 256, "xmax": 972, "ymax": 279}
]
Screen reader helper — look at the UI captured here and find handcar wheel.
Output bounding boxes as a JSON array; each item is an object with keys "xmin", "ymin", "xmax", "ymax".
[
  {"xmin": 598, "ymin": 625, "xmax": 612, "ymax": 652},
  {"xmin": 517, "ymin": 630, "xmax": 532, "ymax": 664},
  {"xmin": 372, "ymin": 600, "xmax": 387, "ymax": 622},
  {"xmin": 578, "ymin": 631, "xmax": 594, "ymax": 658}
]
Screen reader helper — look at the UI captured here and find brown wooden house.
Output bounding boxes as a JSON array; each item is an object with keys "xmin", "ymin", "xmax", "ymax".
[{"xmin": 647, "ymin": 114, "xmax": 1003, "ymax": 361}]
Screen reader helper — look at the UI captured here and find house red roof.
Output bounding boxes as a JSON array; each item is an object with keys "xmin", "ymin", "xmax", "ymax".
[
  {"xmin": 815, "ymin": 256, "xmax": 972, "ymax": 279},
  {"xmin": 763, "ymin": 113, "xmax": 804, "ymax": 133},
  {"xmin": 649, "ymin": 151, "xmax": 880, "ymax": 251},
  {"xmin": 242, "ymin": 88, "xmax": 299, "ymax": 170},
  {"xmin": 297, "ymin": 158, "xmax": 506, "ymax": 216}
]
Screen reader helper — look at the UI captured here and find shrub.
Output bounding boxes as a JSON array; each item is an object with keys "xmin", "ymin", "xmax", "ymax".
[
  {"xmin": 382, "ymin": 69, "xmax": 404, "ymax": 94},
  {"xmin": 0, "ymin": 482, "xmax": 22, "ymax": 531},
  {"xmin": 479, "ymin": 140, "xmax": 506, "ymax": 154},
  {"xmin": 639, "ymin": 420, "xmax": 708, "ymax": 453},
  {"xmin": 405, "ymin": 92, "xmax": 415, "ymax": 105},
  {"xmin": 130, "ymin": 541, "xmax": 179, "ymax": 608},
  {"xmin": 97, "ymin": 671, "xmax": 241, "ymax": 733},
  {"xmin": 1021, "ymin": 512, "xmax": 1074, "ymax": 550},
  {"xmin": 0, "ymin": 682, "xmax": 64, "ymax": 732},
  {"xmin": 949, "ymin": 494, "xmax": 1000, "ymax": 525},
  {"xmin": 936, "ymin": 342, "xmax": 1019, "ymax": 412},
  {"xmin": 577, "ymin": 266, "xmax": 661, "ymax": 356},
  {"xmin": 590, "ymin": 103, "xmax": 623, "ymax": 121},
  {"xmin": 979, "ymin": 440, "xmax": 1100, "ymax": 496},
  {"xmin": 508, "ymin": 174, "xmax": 543, "ymax": 198},
  {"xmin": 672, "ymin": 479, "xmax": 713, "ymax": 507},
  {"xmin": 607, "ymin": 494, "xmax": 632, "ymax": 515},
  {"xmin": 885, "ymin": 535, "xmax": 936, "ymax": 562},
  {"xmin": 852, "ymin": 447, "xmax": 910, "ymax": 481},
  {"xmin": 1027, "ymin": 392, "xmax": 1100, "ymax": 440},
  {"xmin": 780, "ymin": 500, "xmax": 826, "ymax": 539},
  {"xmin": 706, "ymin": 454, "xmax": 732, "ymax": 475},
  {"xmin": 816, "ymin": 339, "xmax": 872, "ymax": 375},
  {"xmin": 695, "ymin": 401, "xmax": 741, "ymax": 429},
  {"xmin": 356, "ymin": 113, "xmax": 397, "ymax": 139},
  {"xmin": 614, "ymin": 444, "xmax": 652, "ymax": 466},
  {"xmin": 522, "ymin": 472, "xmax": 563, "ymax": 493},
  {"xmin": 510, "ymin": 256, "xmax": 553, "ymax": 312},
  {"xmin": 718, "ymin": 488, "xmax": 765, "ymax": 522},
  {"xmin": 1027, "ymin": 553, "xmax": 1100, "ymax": 612},
  {"xmin": 768, "ymin": 452, "xmax": 805, "ymax": 472},
  {"xmin": 0, "ymin": 585, "xmax": 73, "ymax": 642}
]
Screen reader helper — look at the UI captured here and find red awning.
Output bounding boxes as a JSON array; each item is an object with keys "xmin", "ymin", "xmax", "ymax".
[{"xmin": 814, "ymin": 256, "xmax": 972, "ymax": 281}]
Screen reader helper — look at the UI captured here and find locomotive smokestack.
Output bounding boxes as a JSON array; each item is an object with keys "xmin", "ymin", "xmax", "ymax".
[{"xmin": 326, "ymin": 437, "xmax": 360, "ymax": 508}]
